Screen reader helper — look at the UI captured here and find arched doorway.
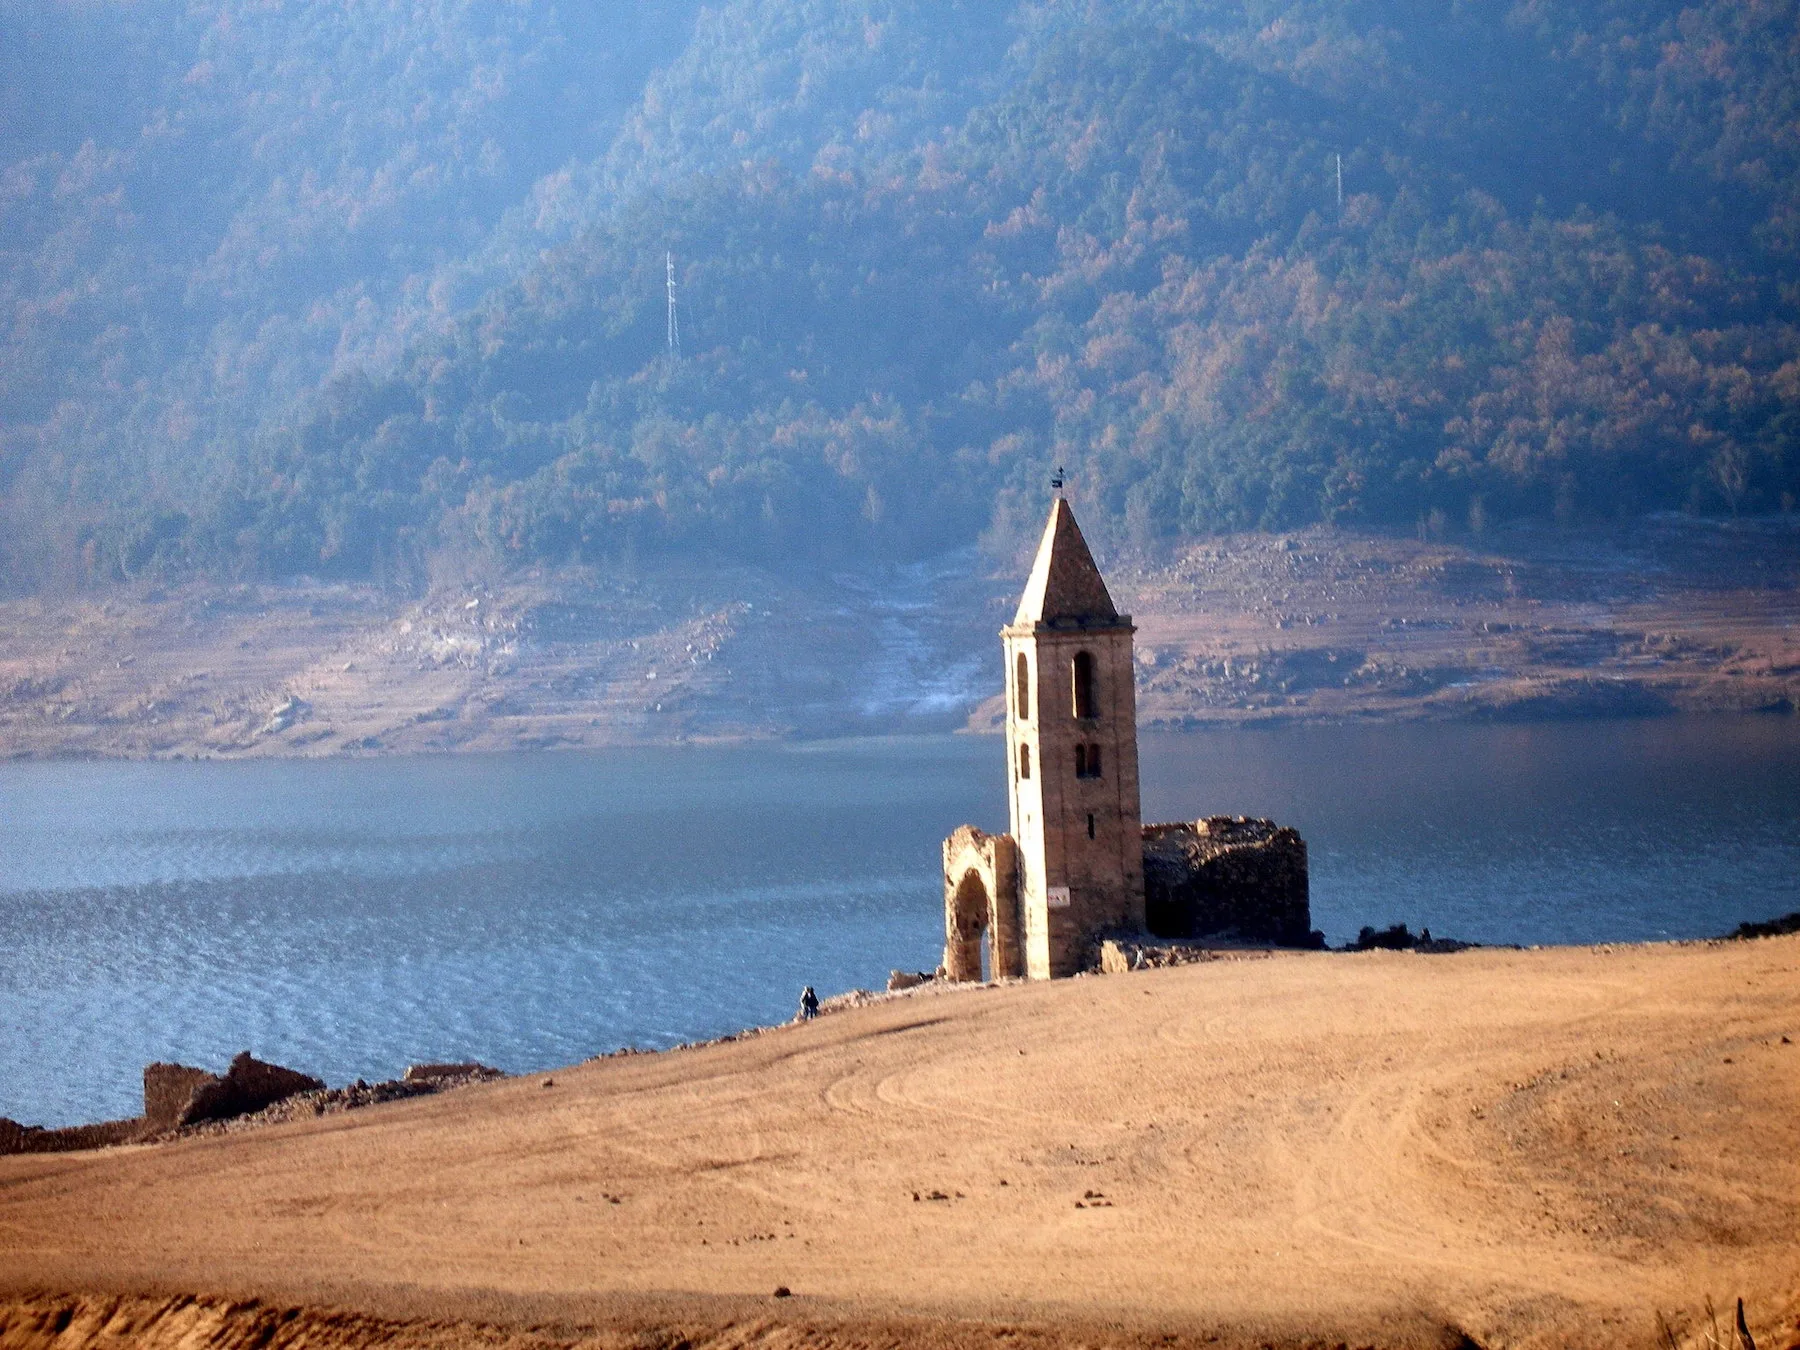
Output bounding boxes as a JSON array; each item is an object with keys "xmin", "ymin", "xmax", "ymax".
[
  {"xmin": 946, "ymin": 870, "xmax": 990, "ymax": 983},
  {"xmin": 940, "ymin": 825, "xmax": 1022, "ymax": 982}
]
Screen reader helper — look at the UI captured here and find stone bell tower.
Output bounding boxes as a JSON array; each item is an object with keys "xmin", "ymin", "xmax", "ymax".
[
  {"xmin": 1003, "ymin": 498, "xmax": 1145, "ymax": 978},
  {"xmin": 941, "ymin": 496, "xmax": 1309, "ymax": 981}
]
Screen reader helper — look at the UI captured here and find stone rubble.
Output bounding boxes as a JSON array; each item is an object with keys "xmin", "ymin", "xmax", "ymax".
[
  {"xmin": 168, "ymin": 1064, "xmax": 505, "ymax": 1141},
  {"xmin": 2, "ymin": 1054, "xmax": 504, "ymax": 1157}
]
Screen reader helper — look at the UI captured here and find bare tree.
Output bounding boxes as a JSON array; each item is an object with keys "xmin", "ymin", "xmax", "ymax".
[{"xmin": 1710, "ymin": 442, "xmax": 1749, "ymax": 516}]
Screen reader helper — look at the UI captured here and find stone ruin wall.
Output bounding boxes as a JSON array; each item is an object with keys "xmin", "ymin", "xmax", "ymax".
[
  {"xmin": 942, "ymin": 815, "xmax": 1314, "ymax": 981},
  {"xmin": 1141, "ymin": 816, "xmax": 1312, "ymax": 947},
  {"xmin": 942, "ymin": 825, "xmax": 1022, "ymax": 982},
  {"xmin": 1, "ymin": 1053, "xmax": 329, "ymax": 1157},
  {"xmin": 0, "ymin": 1115, "xmax": 144, "ymax": 1156},
  {"xmin": 143, "ymin": 1062, "xmax": 216, "ymax": 1132},
  {"xmin": 177, "ymin": 1052, "xmax": 324, "ymax": 1127}
]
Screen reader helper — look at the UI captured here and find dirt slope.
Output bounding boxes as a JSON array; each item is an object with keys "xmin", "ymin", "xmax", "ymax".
[
  {"xmin": 2, "ymin": 516, "xmax": 1796, "ymax": 759},
  {"xmin": 0, "ymin": 556, "xmax": 1000, "ymax": 757},
  {"xmin": 3, "ymin": 938, "xmax": 1798, "ymax": 1349},
  {"xmin": 1114, "ymin": 516, "xmax": 1800, "ymax": 727}
]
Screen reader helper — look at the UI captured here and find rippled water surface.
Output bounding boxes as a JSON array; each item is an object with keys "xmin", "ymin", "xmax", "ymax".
[{"xmin": 3, "ymin": 718, "xmax": 1796, "ymax": 1125}]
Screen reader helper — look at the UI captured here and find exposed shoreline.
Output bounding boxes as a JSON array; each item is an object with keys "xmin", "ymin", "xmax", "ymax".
[
  {"xmin": 9, "ymin": 923, "xmax": 1794, "ymax": 1142},
  {"xmin": 1, "ymin": 517, "xmax": 1795, "ymax": 762}
]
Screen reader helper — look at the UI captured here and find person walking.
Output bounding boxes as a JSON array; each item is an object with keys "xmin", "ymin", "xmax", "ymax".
[{"xmin": 798, "ymin": 985, "xmax": 819, "ymax": 1021}]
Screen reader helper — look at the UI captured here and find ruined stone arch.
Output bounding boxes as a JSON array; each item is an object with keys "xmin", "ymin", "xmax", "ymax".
[{"xmin": 941, "ymin": 825, "xmax": 1021, "ymax": 982}]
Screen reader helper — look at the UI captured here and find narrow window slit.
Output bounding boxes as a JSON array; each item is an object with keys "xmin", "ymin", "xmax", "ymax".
[
  {"xmin": 1074, "ymin": 743, "xmax": 1103, "ymax": 779},
  {"xmin": 1072, "ymin": 651, "xmax": 1096, "ymax": 720}
]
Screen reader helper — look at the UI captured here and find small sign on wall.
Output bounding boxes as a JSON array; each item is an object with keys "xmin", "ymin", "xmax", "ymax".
[{"xmin": 1046, "ymin": 886, "xmax": 1071, "ymax": 910}]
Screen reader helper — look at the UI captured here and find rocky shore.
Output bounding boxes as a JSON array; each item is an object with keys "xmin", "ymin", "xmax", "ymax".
[
  {"xmin": 11, "ymin": 911, "xmax": 1795, "ymax": 1160},
  {"xmin": 0, "ymin": 1053, "xmax": 502, "ymax": 1158}
]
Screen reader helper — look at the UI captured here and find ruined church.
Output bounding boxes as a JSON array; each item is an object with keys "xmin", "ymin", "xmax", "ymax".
[{"xmin": 942, "ymin": 498, "xmax": 1312, "ymax": 981}]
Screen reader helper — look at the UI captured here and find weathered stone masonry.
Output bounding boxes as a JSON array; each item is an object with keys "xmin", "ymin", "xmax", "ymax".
[
  {"xmin": 0, "ymin": 1052, "xmax": 325, "ymax": 1156},
  {"xmin": 942, "ymin": 825, "xmax": 1021, "ymax": 982},
  {"xmin": 1143, "ymin": 817, "xmax": 1311, "ymax": 946},
  {"xmin": 943, "ymin": 499, "xmax": 1310, "ymax": 979},
  {"xmin": 1001, "ymin": 498, "xmax": 1146, "ymax": 978}
]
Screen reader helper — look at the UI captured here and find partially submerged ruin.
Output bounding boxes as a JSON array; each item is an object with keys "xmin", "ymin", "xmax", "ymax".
[{"xmin": 943, "ymin": 498, "xmax": 1314, "ymax": 980}]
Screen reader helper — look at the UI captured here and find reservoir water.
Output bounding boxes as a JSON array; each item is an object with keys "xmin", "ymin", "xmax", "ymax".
[{"xmin": 2, "ymin": 718, "xmax": 1797, "ymax": 1127}]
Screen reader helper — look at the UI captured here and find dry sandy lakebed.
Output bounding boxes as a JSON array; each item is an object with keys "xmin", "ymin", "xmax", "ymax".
[{"xmin": 2, "ymin": 935, "xmax": 1798, "ymax": 1350}]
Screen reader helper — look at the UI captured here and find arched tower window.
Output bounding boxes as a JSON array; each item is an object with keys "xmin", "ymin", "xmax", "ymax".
[
  {"xmin": 1018, "ymin": 743, "xmax": 1032, "ymax": 779},
  {"xmin": 1072, "ymin": 650, "xmax": 1096, "ymax": 720},
  {"xmin": 1015, "ymin": 652, "xmax": 1030, "ymax": 720},
  {"xmin": 1074, "ymin": 744, "xmax": 1087, "ymax": 778}
]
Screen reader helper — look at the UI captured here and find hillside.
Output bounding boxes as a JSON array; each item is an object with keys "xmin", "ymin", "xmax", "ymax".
[
  {"xmin": 2, "ymin": 1, "xmax": 1798, "ymax": 594},
  {"xmin": 1, "ymin": 515, "xmax": 1794, "ymax": 758},
  {"xmin": 0, "ymin": 510, "xmax": 1789, "ymax": 757},
  {"xmin": 2, "ymin": 936, "xmax": 1798, "ymax": 1349}
]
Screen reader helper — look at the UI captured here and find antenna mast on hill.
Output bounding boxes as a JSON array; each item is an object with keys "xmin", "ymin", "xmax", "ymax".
[{"xmin": 666, "ymin": 251, "xmax": 681, "ymax": 358}]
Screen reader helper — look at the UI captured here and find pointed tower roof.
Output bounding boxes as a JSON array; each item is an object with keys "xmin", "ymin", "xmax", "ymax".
[{"xmin": 1011, "ymin": 498, "xmax": 1126, "ymax": 629}]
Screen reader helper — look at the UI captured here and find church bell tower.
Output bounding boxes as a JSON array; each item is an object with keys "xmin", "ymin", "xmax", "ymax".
[{"xmin": 1002, "ymin": 498, "xmax": 1145, "ymax": 978}]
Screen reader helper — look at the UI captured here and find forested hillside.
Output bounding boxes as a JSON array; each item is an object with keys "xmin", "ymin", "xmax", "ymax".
[{"xmin": 3, "ymin": 0, "xmax": 1797, "ymax": 590}]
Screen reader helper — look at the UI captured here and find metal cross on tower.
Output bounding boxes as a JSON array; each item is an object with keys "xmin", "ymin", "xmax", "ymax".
[{"xmin": 1051, "ymin": 465, "xmax": 1066, "ymax": 497}]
